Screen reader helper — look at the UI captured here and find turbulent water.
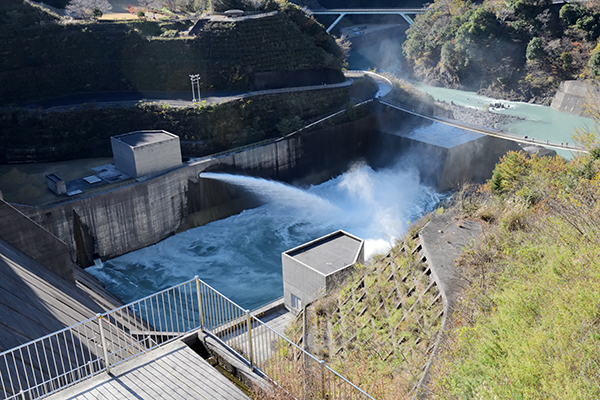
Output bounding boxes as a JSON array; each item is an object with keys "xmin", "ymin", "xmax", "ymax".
[{"xmin": 88, "ymin": 160, "xmax": 444, "ymax": 310}]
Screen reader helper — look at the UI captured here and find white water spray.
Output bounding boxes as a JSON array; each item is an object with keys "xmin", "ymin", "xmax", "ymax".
[{"xmin": 89, "ymin": 161, "xmax": 444, "ymax": 309}]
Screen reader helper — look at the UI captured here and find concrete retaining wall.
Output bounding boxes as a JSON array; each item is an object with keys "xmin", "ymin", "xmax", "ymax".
[
  {"xmin": 0, "ymin": 200, "xmax": 74, "ymax": 281},
  {"xmin": 14, "ymin": 106, "xmax": 519, "ymax": 267},
  {"xmin": 371, "ymin": 105, "xmax": 521, "ymax": 191},
  {"xmin": 551, "ymin": 80, "xmax": 599, "ymax": 116}
]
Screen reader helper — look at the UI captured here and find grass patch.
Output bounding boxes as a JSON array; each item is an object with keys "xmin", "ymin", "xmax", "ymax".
[{"xmin": 429, "ymin": 150, "xmax": 600, "ymax": 399}]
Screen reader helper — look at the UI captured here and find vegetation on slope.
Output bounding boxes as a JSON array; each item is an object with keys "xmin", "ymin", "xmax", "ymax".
[
  {"xmin": 403, "ymin": 0, "xmax": 600, "ymax": 103},
  {"xmin": 266, "ymin": 228, "xmax": 444, "ymax": 400},
  {"xmin": 0, "ymin": 0, "xmax": 343, "ymax": 104},
  {"xmin": 0, "ymin": 87, "xmax": 351, "ymax": 162},
  {"xmin": 427, "ymin": 145, "xmax": 600, "ymax": 398},
  {"xmin": 266, "ymin": 142, "xmax": 600, "ymax": 399}
]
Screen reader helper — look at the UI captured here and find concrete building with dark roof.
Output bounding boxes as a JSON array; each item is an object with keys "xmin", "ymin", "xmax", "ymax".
[
  {"xmin": 111, "ymin": 130, "xmax": 182, "ymax": 178},
  {"xmin": 282, "ymin": 230, "xmax": 364, "ymax": 313}
]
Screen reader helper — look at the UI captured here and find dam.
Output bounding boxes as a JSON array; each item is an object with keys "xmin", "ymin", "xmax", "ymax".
[
  {"xmin": 7, "ymin": 101, "xmax": 520, "ymax": 310},
  {"xmin": 0, "ymin": 96, "xmax": 521, "ymax": 400}
]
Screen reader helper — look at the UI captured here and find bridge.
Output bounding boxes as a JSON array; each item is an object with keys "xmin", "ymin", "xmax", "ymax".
[{"xmin": 309, "ymin": 8, "xmax": 427, "ymax": 32}]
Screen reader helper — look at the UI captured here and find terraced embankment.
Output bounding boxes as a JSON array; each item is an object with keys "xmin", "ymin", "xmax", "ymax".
[{"xmin": 287, "ymin": 210, "xmax": 482, "ymax": 399}]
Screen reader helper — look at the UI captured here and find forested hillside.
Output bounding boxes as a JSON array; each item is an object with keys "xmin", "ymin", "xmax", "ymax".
[
  {"xmin": 403, "ymin": 0, "xmax": 600, "ymax": 103},
  {"xmin": 0, "ymin": 0, "xmax": 343, "ymax": 104}
]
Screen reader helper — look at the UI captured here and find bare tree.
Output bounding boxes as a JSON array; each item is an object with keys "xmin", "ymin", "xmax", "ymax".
[{"xmin": 66, "ymin": 0, "xmax": 112, "ymax": 19}]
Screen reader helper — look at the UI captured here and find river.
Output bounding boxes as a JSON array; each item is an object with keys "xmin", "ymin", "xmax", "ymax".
[{"xmin": 349, "ymin": 38, "xmax": 595, "ymax": 159}]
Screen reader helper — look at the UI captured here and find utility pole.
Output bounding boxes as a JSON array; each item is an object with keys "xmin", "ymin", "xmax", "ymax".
[{"xmin": 189, "ymin": 74, "xmax": 201, "ymax": 103}]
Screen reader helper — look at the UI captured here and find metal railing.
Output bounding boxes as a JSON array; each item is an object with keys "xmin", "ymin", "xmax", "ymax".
[{"xmin": 0, "ymin": 277, "xmax": 375, "ymax": 400}]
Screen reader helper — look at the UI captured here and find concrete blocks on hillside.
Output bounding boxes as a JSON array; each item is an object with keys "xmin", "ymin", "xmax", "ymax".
[{"xmin": 551, "ymin": 80, "xmax": 599, "ymax": 117}]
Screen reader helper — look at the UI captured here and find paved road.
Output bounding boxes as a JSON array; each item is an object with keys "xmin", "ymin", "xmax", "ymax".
[
  {"xmin": 22, "ymin": 77, "xmax": 356, "ymax": 112},
  {"xmin": 24, "ymin": 90, "xmax": 244, "ymax": 110}
]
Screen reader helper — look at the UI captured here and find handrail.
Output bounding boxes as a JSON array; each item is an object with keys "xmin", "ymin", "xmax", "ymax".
[{"xmin": 0, "ymin": 277, "xmax": 375, "ymax": 400}]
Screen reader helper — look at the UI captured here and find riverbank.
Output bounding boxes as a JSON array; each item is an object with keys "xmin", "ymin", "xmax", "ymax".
[{"xmin": 439, "ymin": 101, "xmax": 524, "ymax": 129}]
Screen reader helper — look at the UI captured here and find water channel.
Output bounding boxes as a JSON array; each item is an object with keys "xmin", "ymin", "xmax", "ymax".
[
  {"xmin": 350, "ymin": 38, "xmax": 595, "ymax": 159},
  {"xmin": 89, "ymin": 161, "xmax": 444, "ymax": 309}
]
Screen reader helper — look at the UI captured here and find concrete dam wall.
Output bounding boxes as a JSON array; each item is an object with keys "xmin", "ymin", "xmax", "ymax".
[
  {"xmin": 15, "ymin": 104, "xmax": 519, "ymax": 268},
  {"xmin": 16, "ymin": 116, "xmax": 376, "ymax": 265}
]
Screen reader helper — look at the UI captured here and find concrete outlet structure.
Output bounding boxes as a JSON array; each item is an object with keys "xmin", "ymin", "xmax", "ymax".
[
  {"xmin": 45, "ymin": 173, "xmax": 66, "ymax": 195},
  {"xmin": 282, "ymin": 230, "xmax": 364, "ymax": 313},
  {"xmin": 111, "ymin": 130, "xmax": 182, "ymax": 178}
]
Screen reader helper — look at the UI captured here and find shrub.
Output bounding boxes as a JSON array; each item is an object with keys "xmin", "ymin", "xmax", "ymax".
[
  {"xmin": 490, "ymin": 151, "xmax": 529, "ymax": 194},
  {"xmin": 589, "ymin": 48, "xmax": 600, "ymax": 76}
]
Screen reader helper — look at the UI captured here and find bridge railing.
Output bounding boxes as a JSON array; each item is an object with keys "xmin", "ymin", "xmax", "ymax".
[{"xmin": 0, "ymin": 277, "xmax": 375, "ymax": 400}]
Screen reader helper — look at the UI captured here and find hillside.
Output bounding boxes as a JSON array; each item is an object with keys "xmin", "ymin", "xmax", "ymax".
[
  {"xmin": 426, "ymin": 148, "xmax": 600, "ymax": 398},
  {"xmin": 0, "ymin": 85, "xmax": 356, "ymax": 163},
  {"xmin": 0, "ymin": 0, "xmax": 344, "ymax": 105},
  {"xmin": 403, "ymin": 0, "xmax": 600, "ymax": 104}
]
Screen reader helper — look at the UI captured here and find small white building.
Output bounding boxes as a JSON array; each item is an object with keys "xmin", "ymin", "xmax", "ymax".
[
  {"xmin": 282, "ymin": 230, "xmax": 364, "ymax": 313},
  {"xmin": 111, "ymin": 130, "xmax": 182, "ymax": 178}
]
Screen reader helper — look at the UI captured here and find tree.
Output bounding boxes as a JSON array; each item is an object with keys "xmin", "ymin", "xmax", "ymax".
[
  {"xmin": 92, "ymin": 6, "xmax": 103, "ymax": 18},
  {"xmin": 526, "ymin": 37, "xmax": 545, "ymax": 61},
  {"xmin": 559, "ymin": 3, "xmax": 584, "ymax": 27},
  {"xmin": 66, "ymin": 0, "xmax": 112, "ymax": 19},
  {"xmin": 560, "ymin": 51, "xmax": 573, "ymax": 70},
  {"xmin": 588, "ymin": 48, "xmax": 600, "ymax": 76},
  {"xmin": 506, "ymin": 0, "xmax": 552, "ymax": 23}
]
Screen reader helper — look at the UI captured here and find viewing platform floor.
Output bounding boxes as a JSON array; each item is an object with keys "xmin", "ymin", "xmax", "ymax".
[{"xmin": 45, "ymin": 338, "xmax": 250, "ymax": 400}]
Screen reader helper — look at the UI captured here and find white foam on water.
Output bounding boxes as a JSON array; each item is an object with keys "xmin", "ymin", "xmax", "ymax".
[{"xmin": 88, "ymin": 160, "xmax": 444, "ymax": 310}]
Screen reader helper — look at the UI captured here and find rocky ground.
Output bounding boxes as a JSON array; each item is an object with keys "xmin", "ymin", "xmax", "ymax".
[{"xmin": 438, "ymin": 101, "xmax": 524, "ymax": 129}]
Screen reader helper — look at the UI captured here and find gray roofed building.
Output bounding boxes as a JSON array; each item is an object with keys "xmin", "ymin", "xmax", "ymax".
[{"xmin": 282, "ymin": 230, "xmax": 364, "ymax": 313}]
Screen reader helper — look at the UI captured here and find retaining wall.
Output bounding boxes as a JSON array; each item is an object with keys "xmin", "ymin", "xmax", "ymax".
[
  {"xmin": 551, "ymin": 80, "xmax": 599, "ymax": 116},
  {"xmin": 15, "ymin": 105, "xmax": 520, "ymax": 268},
  {"xmin": 0, "ymin": 200, "xmax": 74, "ymax": 281}
]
